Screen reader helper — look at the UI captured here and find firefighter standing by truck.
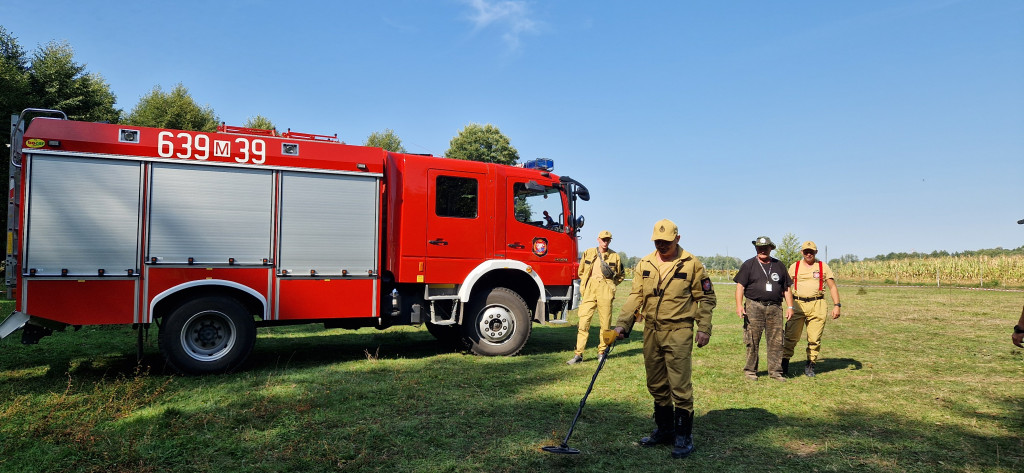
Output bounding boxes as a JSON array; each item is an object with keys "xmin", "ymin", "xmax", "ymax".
[
  {"xmin": 567, "ymin": 230, "xmax": 624, "ymax": 365},
  {"xmin": 613, "ymin": 219, "xmax": 716, "ymax": 460}
]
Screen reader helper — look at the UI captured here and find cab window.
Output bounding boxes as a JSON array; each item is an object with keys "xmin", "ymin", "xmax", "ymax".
[
  {"xmin": 436, "ymin": 175, "xmax": 478, "ymax": 218},
  {"xmin": 513, "ymin": 182, "xmax": 562, "ymax": 231}
]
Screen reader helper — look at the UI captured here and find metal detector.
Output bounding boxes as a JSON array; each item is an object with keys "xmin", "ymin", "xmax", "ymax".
[{"xmin": 542, "ymin": 329, "xmax": 620, "ymax": 454}]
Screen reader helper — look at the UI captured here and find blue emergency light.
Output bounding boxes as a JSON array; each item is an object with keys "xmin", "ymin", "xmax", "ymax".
[{"xmin": 523, "ymin": 158, "xmax": 554, "ymax": 171}]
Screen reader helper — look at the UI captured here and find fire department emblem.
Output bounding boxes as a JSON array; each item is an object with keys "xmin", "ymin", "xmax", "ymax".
[
  {"xmin": 532, "ymin": 237, "xmax": 548, "ymax": 257},
  {"xmin": 701, "ymin": 277, "xmax": 714, "ymax": 293},
  {"xmin": 813, "ymin": 271, "xmax": 820, "ymax": 279}
]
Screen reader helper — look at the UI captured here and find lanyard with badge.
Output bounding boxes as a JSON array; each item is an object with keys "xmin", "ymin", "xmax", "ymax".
[{"xmin": 759, "ymin": 260, "xmax": 773, "ymax": 292}]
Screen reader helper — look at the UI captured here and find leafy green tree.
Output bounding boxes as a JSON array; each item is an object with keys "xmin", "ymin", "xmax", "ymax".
[
  {"xmin": 27, "ymin": 41, "xmax": 120, "ymax": 123},
  {"xmin": 1, "ymin": 26, "xmax": 30, "ymax": 158},
  {"xmin": 124, "ymin": 83, "xmax": 218, "ymax": 132},
  {"xmin": 364, "ymin": 128, "xmax": 406, "ymax": 152},
  {"xmin": 828, "ymin": 254, "xmax": 860, "ymax": 266},
  {"xmin": 775, "ymin": 232, "xmax": 801, "ymax": 267},
  {"xmin": 702, "ymin": 254, "xmax": 742, "ymax": 270},
  {"xmin": 1, "ymin": 33, "xmax": 120, "ymax": 248},
  {"xmin": 243, "ymin": 114, "xmax": 275, "ymax": 131},
  {"xmin": 445, "ymin": 123, "xmax": 519, "ymax": 165}
]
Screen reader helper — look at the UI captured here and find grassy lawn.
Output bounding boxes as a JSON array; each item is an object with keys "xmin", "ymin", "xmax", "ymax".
[{"xmin": 0, "ymin": 284, "xmax": 1021, "ymax": 472}]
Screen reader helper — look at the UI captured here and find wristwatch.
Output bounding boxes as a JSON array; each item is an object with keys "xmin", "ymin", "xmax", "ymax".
[
  {"xmin": 1014, "ymin": 325, "xmax": 1024, "ymax": 334},
  {"xmin": 835, "ymin": 303, "xmax": 842, "ymax": 308}
]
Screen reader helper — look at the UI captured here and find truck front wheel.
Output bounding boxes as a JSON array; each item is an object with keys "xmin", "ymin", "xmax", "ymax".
[
  {"xmin": 462, "ymin": 287, "xmax": 531, "ymax": 356},
  {"xmin": 159, "ymin": 296, "xmax": 256, "ymax": 374}
]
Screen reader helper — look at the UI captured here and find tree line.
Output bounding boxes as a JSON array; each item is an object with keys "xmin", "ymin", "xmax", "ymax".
[{"xmin": 606, "ymin": 232, "xmax": 865, "ymax": 276}]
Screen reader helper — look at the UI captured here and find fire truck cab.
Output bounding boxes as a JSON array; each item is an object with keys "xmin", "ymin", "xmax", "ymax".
[{"xmin": 0, "ymin": 109, "xmax": 589, "ymax": 374}]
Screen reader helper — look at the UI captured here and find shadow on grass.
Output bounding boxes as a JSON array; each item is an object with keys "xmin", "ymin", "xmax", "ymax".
[
  {"xmin": 0, "ymin": 320, "xmax": 590, "ymax": 379},
  {"xmin": 792, "ymin": 357, "xmax": 863, "ymax": 375},
  {"xmin": 1, "ymin": 334, "xmax": 1021, "ymax": 472}
]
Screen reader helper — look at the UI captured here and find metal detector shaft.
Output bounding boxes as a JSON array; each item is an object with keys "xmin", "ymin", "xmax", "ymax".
[{"xmin": 551, "ymin": 339, "xmax": 616, "ymax": 450}]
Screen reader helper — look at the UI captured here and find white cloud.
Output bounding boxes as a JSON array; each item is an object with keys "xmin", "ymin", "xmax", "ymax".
[{"xmin": 462, "ymin": 0, "xmax": 540, "ymax": 51}]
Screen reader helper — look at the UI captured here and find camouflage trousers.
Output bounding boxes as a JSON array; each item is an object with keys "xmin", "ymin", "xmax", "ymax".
[{"xmin": 743, "ymin": 301, "xmax": 785, "ymax": 378}]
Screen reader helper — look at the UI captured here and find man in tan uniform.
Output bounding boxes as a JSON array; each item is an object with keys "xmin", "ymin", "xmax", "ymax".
[
  {"xmin": 614, "ymin": 219, "xmax": 715, "ymax": 460},
  {"xmin": 783, "ymin": 241, "xmax": 842, "ymax": 377},
  {"xmin": 567, "ymin": 230, "xmax": 624, "ymax": 365}
]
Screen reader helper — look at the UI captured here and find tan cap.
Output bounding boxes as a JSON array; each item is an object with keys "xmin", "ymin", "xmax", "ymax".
[
  {"xmin": 650, "ymin": 219, "xmax": 679, "ymax": 241},
  {"xmin": 801, "ymin": 241, "xmax": 818, "ymax": 253},
  {"xmin": 598, "ymin": 230, "xmax": 612, "ymax": 239}
]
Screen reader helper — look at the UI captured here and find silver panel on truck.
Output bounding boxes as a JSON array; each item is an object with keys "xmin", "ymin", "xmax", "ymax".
[
  {"xmin": 278, "ymin": 172, "xmax": 379, "ymax": 275},
  {"xmin": 25, "ymin": 155, "xmax": 141, "ymax": 275},
  {"xmin": 149, "ymin": 164, "xmax": 273, "ymax": 264}
]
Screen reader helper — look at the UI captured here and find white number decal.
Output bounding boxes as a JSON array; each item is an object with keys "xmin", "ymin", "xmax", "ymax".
[
  {"xmin": 158, "ymin": 131, "xmax": 174, "ymax": 158},
  {"xmin": 252, "ymin": 139, "xmax": 266, "ymax": 164},
  {"xmin": 235, "ymin": 138, "xmax": 250, "ymax": 163},
  {"xmin": 175, "ymin": 132, "xmax": 192, "ymax": 159},
  {"xmin": 194, "ymin": 134, "xmax": 209, "ymax": 160},
  {"xmin": 157, "ymin": 133, "xmax": 265, "ymax": 164}
]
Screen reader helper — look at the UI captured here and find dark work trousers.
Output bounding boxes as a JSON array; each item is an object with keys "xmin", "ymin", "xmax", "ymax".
[{"xmin": 743, "ymin": 301, "xmax": 784, "ymax": 378}]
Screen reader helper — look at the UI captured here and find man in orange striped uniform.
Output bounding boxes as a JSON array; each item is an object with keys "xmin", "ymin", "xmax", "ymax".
[{"xmin": 783, "ymin": 241, "xmax": 842, "ymax": 377}]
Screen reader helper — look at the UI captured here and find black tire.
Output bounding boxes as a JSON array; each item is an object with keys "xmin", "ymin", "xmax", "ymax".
[
  {"xmin": 159, "ymin": 296, "xmax": 256, "ymax": 375},
  {"xmin": 462, "ymin": 287, "xmax": 531, "ymax": 356},
  {"xmin": 426, "ymin": 321, "xmax": 464, "ymax": 346}
]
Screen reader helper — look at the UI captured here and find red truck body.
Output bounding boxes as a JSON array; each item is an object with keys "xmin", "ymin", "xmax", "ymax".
[{"xmin": 0, "ymin": 110, "xmax": 589, "ymax": 373}]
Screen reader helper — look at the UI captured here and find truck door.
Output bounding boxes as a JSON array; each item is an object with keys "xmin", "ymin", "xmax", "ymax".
[
  {"xmin": 425, "ymin": 169, "xmax": 489, "ymax": 281},
  {"xmin": 503, "ymin": 178, "xmax": 573, "ymax": 279}
]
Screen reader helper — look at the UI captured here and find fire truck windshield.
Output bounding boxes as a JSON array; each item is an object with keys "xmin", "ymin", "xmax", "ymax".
[{"xmin": 513, "ymin": 182, "xmax": 567, "ymax": 232}]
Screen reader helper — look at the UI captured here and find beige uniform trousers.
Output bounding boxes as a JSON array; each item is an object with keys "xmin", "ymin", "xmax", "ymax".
[
  {"xmin": 643, "ymin": 325, "xmax": 694, "ymax": 411},
  {"xmin": 784, "ymin": 298, "xmax": 827, "ymax": 362},
  {"xmin": 574, "ymin": 279, "xmax": 616, "ymax": 356}
]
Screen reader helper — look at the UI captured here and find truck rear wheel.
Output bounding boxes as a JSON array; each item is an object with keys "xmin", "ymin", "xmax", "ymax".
[
  {"xmin": 462, "ymin": 287, "xmax": 531, "ymax": 356},
  {"xmin": 159, "ymin": 296, "xmax": 256, "ymax": 374}
]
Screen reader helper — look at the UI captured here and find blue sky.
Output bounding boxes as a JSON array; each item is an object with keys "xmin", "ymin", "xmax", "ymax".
[{"xmin": 4, "ymin": 1, "xmax": 1022, "ymax": 260}]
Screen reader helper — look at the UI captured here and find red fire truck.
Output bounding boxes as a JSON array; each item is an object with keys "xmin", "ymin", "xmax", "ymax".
[{"xmin": 0, "ymin": 109, "xmax": 589, "ymax": 374}]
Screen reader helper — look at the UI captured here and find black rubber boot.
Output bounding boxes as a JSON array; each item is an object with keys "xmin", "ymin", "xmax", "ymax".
[
  {"xmin": 781, "ymin": 358, "xmax": 790, "ymax": 377},
  {"xmin": 639, "ymin": 403, "xmax": 675, "ymax": 446},
  {"xmin": 671, "ymin": 408, "xmax": 695, "ymax": 459}
]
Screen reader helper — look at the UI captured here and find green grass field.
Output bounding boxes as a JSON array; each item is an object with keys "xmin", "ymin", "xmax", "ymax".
[{"xmin": 0, "ymin": 283, "xmax": 1022, "ymax": 472}]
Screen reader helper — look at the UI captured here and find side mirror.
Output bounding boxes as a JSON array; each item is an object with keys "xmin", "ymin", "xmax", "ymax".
[{"xmin": 575, "ymin": 215, "xmax": 585, "ymax": 229}]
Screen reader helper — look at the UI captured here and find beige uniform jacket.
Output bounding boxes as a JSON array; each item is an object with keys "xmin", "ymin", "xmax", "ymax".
[
  {"xmin": 615, "ymin": 247, "xmax": 716, "ymax": 334},
  {"xmin": 578, "ymin": 247, "xmax": 625, "ymax": 289},
  {"xmin": 787, "ymin": 259, "xmax": 835, "ymax": 299}
]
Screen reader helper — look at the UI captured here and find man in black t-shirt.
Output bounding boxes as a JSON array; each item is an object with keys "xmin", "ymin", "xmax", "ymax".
[{"xmin": 733, "ymin": 236, "xmax": 794, "ymax": 381}]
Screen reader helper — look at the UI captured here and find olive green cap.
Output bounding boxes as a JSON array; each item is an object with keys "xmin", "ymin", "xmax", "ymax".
[{"xmin": 752, "ymin": 236, "xmax": 776, "ymax": 249}]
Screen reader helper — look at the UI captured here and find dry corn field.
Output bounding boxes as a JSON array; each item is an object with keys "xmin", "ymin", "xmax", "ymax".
[{"xmin": 832, "ymin": 254, "xmax": 1024, "ymax": 287}]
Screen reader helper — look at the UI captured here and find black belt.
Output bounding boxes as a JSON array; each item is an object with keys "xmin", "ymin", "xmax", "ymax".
[
  {"xmin": 750, "ymin": 300, "xmax": 781, "ymax": 306},
  {"xmin": 795, "ymin": 296, "xmax": 824, "ymax": 302}
]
